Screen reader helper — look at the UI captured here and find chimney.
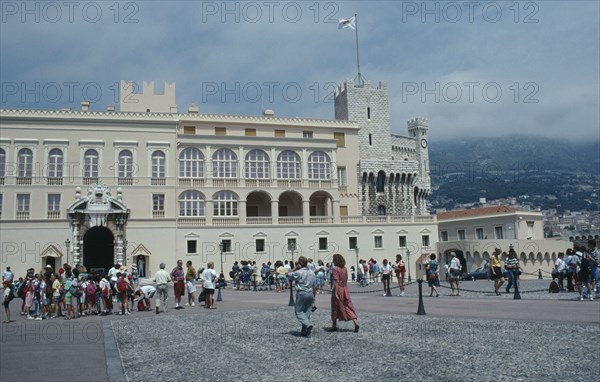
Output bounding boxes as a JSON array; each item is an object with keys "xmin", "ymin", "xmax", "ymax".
[
  {"xmin": 106, "ymin": 105, "xmax": 115, "ymax": 112},
  {"xmin": 188, "ymin": 104, "xmax": 199, "ymax": 113},
  {"xmin": 263, "ymin": 109, "xmax": 274, "ymax": 117},
  {"xmin": 81, "ymin": 101, "xmax": 90, "ymax": 111}
]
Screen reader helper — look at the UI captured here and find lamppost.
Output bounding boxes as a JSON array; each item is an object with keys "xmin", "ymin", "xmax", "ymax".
[
  {"xmin": 407, "ymin": 249, "xmax": 411, "ymax": 282},
  {"xmin": 64, "ymin": 238, "xmax": 70, "ymax": 266},
  {"xmin": 288, "ymin": 241, "xmax": 296, "ymax": 306},
  {"xmin": 217, "ymin": 241, "xmax": 224, "ymax": 302},
  {"xmin": 354, "ymin": 246, "xmax": 359, "ymax": 282}
]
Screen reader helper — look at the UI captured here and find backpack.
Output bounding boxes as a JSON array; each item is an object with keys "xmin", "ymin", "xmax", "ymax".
[
  {"xmin": 86, "ymin": 282, "xmax": 96, "ymax": 296},
  {"xmin": 137, "ymin": 299, "xmax": 146, "ymax": 311},
  {"xmin": 548, "ymin": 280, "xmax": 560, "ymax": 293},
  {"xmin": 117, "ymin": 278, "xmax": 127, "ymax": 293},
  {"xmin": 102, "ymin": 284, "xmax": 110, "ymax": 297},
  {"xmin": 363, "ymin": 264, "xmax": 368, "ymax": 273},
  {"xmin": 17, "ymin": 283, "xmax": 26, "ymax": 298},
  {"xmin": 69, "ymin": 284, "xmax": 82, "ymax": 298}
]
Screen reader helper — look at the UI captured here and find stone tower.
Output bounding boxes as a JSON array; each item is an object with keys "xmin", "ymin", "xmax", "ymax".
[{"xmin": 334, "ymin": 79, "xmax": 430, "ymax": 217}]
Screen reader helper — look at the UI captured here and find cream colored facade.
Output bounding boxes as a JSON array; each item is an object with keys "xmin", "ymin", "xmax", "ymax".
[
  {"xmin": 435, "ymin": 207, "xmax": 569, "ymax": 279},
  {"xmin": 0, "ymin": 80, "xmax": 437, "ymax": 279}
]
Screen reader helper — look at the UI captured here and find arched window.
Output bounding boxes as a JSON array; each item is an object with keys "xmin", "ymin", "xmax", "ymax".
[
  {"xmin": 213, "ymin": 190, "xmax": 238, "ymax": 217},
  {"xmin": 213, "ymin": 148, "xmax": 237, "ymax": 178},
  {"xmin": 179, "ymin": 148, "xmax": 203, "ymax": 178},
  {"xmin": 308, "ymin": 151, "xmax": 330, "ymax": 180},
  {"xmin": 118, "ymin": 150, "xmax": 133, "ymax": 178},
  {"xmin": 83, "ymin": 149, "xmax": 99, "ymax": 178},
  {"xmin": 277, "ymin": 150, "xmax": 301, "ymax": 179},
  {"xmin": 18, "ymin": 148, "xmax": 33, "ymax": 177},
  {"xmin": 0, "ymin": 148, "xmax": 5, "ymax": 178},
  {"xmin": 245, "ymin": 149, "xmax": 270, "ymax": 179},
  {"xmin": 48, "ymin": 148, "xmax": 63, "ymax": 178},
  {"xmin": 377, "ymin": 205, "xmax": 386, "ymax": 216},
  {"xmin": 151, "ymin": 150, "xmax": 165, "ymax": 178},
  {"xmin": 178, "ymin": 190, "xmax": 205, "ymax": 217},
  {"xmin": 376, "ymin": 171, "xmax": 386, "ymax": 192}
]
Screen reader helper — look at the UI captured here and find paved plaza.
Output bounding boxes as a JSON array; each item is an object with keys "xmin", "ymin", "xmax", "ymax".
[{"xmin": 1, "ymin": 280, "xmax": 599, "ymax": 382}]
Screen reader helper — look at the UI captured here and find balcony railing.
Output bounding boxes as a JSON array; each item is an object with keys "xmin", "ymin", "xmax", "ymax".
[
  {"xmin": 177, "ymin": 217, "xmax": 206, "ymax": 225},
  {"xmin": 152, "ymin": 210, "xmax": 165, "ymax": 218},
  {"xmin": 47, "ymin": 177, "xmax": 63, "ymax": 185},
  {"xmin": 309, "ymin": 217, "xmax": 333, "ymax": 224},
  {"xmin": 308, "ymin": 180, "xmax": 332, "ymax": 188},
  {"xmin": 277, "ymin": 179, "xmax": 302, "ymax": 188},
  {"xmin": 278, "ymin": 217, "xmax": 303, "ymax": 225},
  {"xmin": 16, "ymin": 211, "xmax": 30, "ymax": 220},
  {"xmin": 47, "ymin": 211, "xmax": 60, "ymax": 219},
  {"xmin": 118, "ymin": 177, "xmax": 133, "ymax": 186},
  {"xmin": 245, "ymin": 179, "xmax": 271, "ymax": 188},
  {"xmin": 83, "ymin": 177, "xmax": 98, "ymax": 185},
  {"xmin": 179, "ymin": 178, "xmax": 205, "ymax": 187},
  {"xmin": 212, "ymin": 217, "xmax": 240, "ymax": 226},
  {"xmin": 213, "ymin": 179, "xmax": 238, "ymax": 187},
  {"xmin": 341, "ymin": 216, "xmax": 363, "ymax": 224},
  {"xmin": 16, "ymin": 177, "xmax": 32, "ymax": 185},
  {"xmin": 151, "ymin": 178, "xmax": 166, "ymax": 186},
  {"xmin": 246, "ymin": 217, "xmax": 273, "ymax": 225}
]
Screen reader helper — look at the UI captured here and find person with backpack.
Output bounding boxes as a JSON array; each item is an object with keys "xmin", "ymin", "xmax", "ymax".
[
  {"xmin": 3, "ymin": 281, "xmax": 15, "ymax": 323},
  {"xmin": 116, "ymin": 272, "xmax": 131, "ymax": 315},
  {"xmin": 372, "ymin": 260, "xmax": 380, "ymax": 283},
  {"xmin": 426, "ymin": 254, "xmax": 440, "ymax": 297},
  {"xmin": 587, "ymin": 239, "xmax": 599, "ymax": 297},
  {"xmin": 577, "ymin": 247, "xmax": 594, "ymax": 301},
  {"xmin": 85, "ymin": 276, "xmax": 97, "ymax": 315}
]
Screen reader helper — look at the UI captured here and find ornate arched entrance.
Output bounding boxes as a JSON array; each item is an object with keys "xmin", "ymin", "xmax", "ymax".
[{"xmin": 83, "ymin": 227, "xmax": 114, "ymax": 274}]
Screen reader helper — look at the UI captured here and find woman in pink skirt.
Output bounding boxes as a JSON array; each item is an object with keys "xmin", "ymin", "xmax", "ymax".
[{"xmin": 330, "ymin": 254, "xmax": 359, "ymax": 332}]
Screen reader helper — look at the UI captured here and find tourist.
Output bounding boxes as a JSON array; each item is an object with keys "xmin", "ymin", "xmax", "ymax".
[
  {"xmin": 275, "ymin": 261, "xmax": 287, "ymax": 292},
  {"xmin": 185, "ymin": 260, "xmax": 196, "ymax": 307},
  {"xmin": 578, "ymin": 246, "xmax": 594, "ymax": 301},
  {"xmin": 64, "ymin": 270, "xmax": 75, "ymax": 320},
  {"xmin": 504, "ymin": 249, "xmax": 520, "ymax": 294},
  {"xmin": 51, "ymin": 274, "xmax": 62, "ymax": 318},
  {"xmin": 564, "ymin": 249, "xmax": 575, "ymax": 292},
  {"xmin": 241, "ymin": 261, "xmax": 251, "ymax": 290},
  {"xmin": 368, "ymin": 258, "xmax": 375, "ymax": 283},
  {"xmin": 3, "ymin": 281, "xmax": 14, "ymax": 323},
  {"xmin": 587, "ymin": 239, "xmax": 599, "ymax": 296},
  {"xmin": 288, "ymin": 256, "xmax": 316, "ymax": 336},
  {"xmin": 201, "ymin": 262, "xmax": 218, "ymax": 309},
  {"xmin": 426, "ymin": 254, "xmax": 440, "ymax": 297},
  {"xmin": 134, "ymin": 285, "xmax": 156, "ymax": 311},
  {"xmin": 170, "ymin": 260, "xmax": 185, "ymax": 309},
  {"xmin": 315, "ymin": 260, "xmax": 325, "ymax": 294},
  {"xmin": 3, "ymin": 266, "xmax": 14, "ymax": 284},
  {"xmin": 330, "ymin": 253, "xmax": 359, "ymax": 333},
  {"xmin": 99, "ymin": 275, "xmax": 113, "ymax": 315},
  {"xmin": 153, "ymin": 263, "xmax": 170, "ymax": 314},
  {"xmin": 447, "ymin": 252, "xmax": 461, "ymax": 296},
  {"xmin": 381, "ymin": 259, "xmax": 392, "ymax": 296},
  {"xmin": 491, "ymin": 249, "xmax": 505, "ymax": 296},
  {"xmin": 373, "ymin": 260, "xmax": 380, "ymax": 283},
  {"xmin": 85, "ymin": 276, "xmax": 97, "ymax": 315},
  {"xmin": 394, "ymin": 254, "xmax": 406, "ymax": 296},
  {"xmin": 555, "ymin": 252, "xmax": 567, "ymax": 291}
]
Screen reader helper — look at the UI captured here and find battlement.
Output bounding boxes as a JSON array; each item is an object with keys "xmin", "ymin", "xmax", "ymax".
[
  {"xmin": 335, "ymin": 79, "xmax": 388, "ymax": 96},
  {"xmin": 407, "ymin": 117, "xmax": 428, "ymax": 128},
  {"xmin": 120, "ymin": 81, "xmax": 177, "ymax": 113}
]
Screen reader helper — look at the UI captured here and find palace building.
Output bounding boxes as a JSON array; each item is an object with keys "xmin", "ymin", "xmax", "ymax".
[{"xmin": 0, "ymin": 79, "xmax": 437, "ymax": 278}]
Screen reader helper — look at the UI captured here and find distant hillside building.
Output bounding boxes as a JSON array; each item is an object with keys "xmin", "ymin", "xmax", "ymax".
[{"xmin": 0, "ymin": 79, "xmax": 435, "ymax": 279}]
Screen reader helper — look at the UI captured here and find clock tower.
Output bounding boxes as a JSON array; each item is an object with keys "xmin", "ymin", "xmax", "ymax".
[{"xmin": 407, "ymin": 117, "xmax": 430, "ymax": 214}]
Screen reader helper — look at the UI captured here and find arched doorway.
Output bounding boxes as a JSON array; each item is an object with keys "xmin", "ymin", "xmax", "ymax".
[{"xmin": 83, "ymin": 226, "xmax": 114, "ymax": 275}]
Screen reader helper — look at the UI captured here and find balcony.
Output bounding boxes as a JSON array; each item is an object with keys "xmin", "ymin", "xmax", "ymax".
[
  {"xmin": 83, "ymin": 177, "xmax": 98, "ymax": 185},
  {"xmin": 179, "ymin": 178, "xmax": 205, "ymax": 187},
  {"xmin": 246, "ymin": 217, "xmax": 273, "ymax": 225},
  {"xmin": 213, "ymin": 179, "xmax": 238, "ymax": 188},
  {"xmin": 308, "ymin": 180, "xmax": 332, "ymax": 188},
  {"xmin": 309, "ymin": 217, "xmax": 334, "ymax": 224},
  {"xmin": 245, "ymin": 179, "xmax": 271, "ymax": 188},
  {"xmin": 16, "ymin": 211, "xmax": 30, "ymax": 220},
  {"xmin": 16, "ymin": 177, "xmax": 32, "ymax": 185},
  {"xmin": 212, "ymin": 217, "xmax": 240, "ymax": 226},
  {"xmin": 118, "ymin": 177, "xmax": 133, "ymax": 186},
  {"xmin": 277, "ymin": 180, "xmax": 302, "ymax": 188},
  {"xmin": 47, "ymin": 177, "xmax": 63, "ymax": 185},
  {"xmin": 151, "ymin": 178, "xmax": 166, "ymax": 186},
  {"xmin": 177, "ymin": 217, "xmax": 206, "ymax": 225},
  {"xmin": 47, "ymin": 211, "xmax": 60, "ymax": 219},
  {"xmin": 278, "ymin": 217, "xmax": 303, "ymax": 225},
  {"xmin": 152, "ymin": 210, "xmax": 165, "ymax": 218}
]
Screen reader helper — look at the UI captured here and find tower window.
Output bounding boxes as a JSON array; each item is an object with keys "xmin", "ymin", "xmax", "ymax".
[
  {"xmin": 367, "ymin": 107, "xmax": 371, "ymax": 120},
  {"xmin": 369, "ymin": 134, "xmax": 372, "ymax": 146}
]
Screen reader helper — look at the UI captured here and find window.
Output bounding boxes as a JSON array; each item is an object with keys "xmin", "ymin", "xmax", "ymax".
[
  {"xmin": 183, "ymin": 126, "xmax": 196, "ymax": 135},
  {"xmin": 178, "ymin": 190, "xmax": 205, "ymax": 217},
  {"xmin": 374, "ymin": 236, "xmax": 383, "ymax": 249},
  {"xmin": 399, "ymin": 236, "xmax": 407, "ymax": 247},
  {"xmin": 245, "ymin": 149, "xmax": 269, "ymax": 179},
  {"xmin": 458, "ymin": 229, "xmax": 466, "ymax": 241},
  {"xmin": 494, "ymin": 226, "xmax": 504, "ymax": 239},
  {"xmin": 334, "ymin": 132, "xmax": 345, "ymax": 147},
  {"xmin": 340, "ymin": 206, "xmax": 348, "ymax": 217},
  {"xmin": 84, "ymin": 149, "xmax": 99, "ymax": 178},
  {"xmin": 153, "ymin": 194, "xmax": 165, "ymax": 211},
  {"xmin": 527, "ymin": 221, "xmax": 535, "ymax": 239},
  {"xmin": 349, "ymin": 237, "xmax": 358, "ymax": 250},
  {"xmin": 303, "ymin": 131, "xmax": 313, "ymax": 139},
  {"xmin": 377, "ymin": 205, "xmax": 386, "ymax": 216},
  {"xmin": 213, "ymin": 148, "xmax": 237, "ymax": 178},
  {"xmin": 274, "ymin": 129, "xmax": 285, "ymax": 138},
  {"xmin": 337, "ymin": 167, "xmax": 347, "ymax": 186},
  {"xmin": 213, "ymin": 191, "xmax": 238, "ymax": 217},
  {"xmin": 287, "ymin": 238, "xmax": 297, "ymax": 251},
  {"xmin": 256, "ymin": 239, "xmax": 265, "ymax": 252},
  {"xmin": 48, "ymin": 148, "xmax": 63, "ymax": 178},
  {"xmin": 422, "ymin": 235, "xmax": 430, "ymax": 247},
  {"xmin": 0, "ymin": 193, "xmax": 3, "ymax": 218},
  {"xmin": 17, "ymin": 194, "xmax": 30, "ymax": 212},
  {"xmin": 277, "ymin": 150, "xmax": 301, "ymax": 179},
  {"xmin": 308, "ymin": 151, "xmax": 330, "ymax": 180},
  {"xmin": 476, "ymin": 228, "xmax": 484, "ymax": 240},
  {"xmin": 0, "ymin": 148, "xmax": 5, "ymax": 177},
  {"xmin": 319, "ymin": 237, "xmax": 328, "ymax": 250},
  {"xmin": 215, "ymin": 127, "xmax": 226, "ymax": 136},
  {"xmin": 179, "ymin": 148, "xmax": 204, "ymax": 178},
  {"xmin": 118, "ymin": 150, "xmax": 134, "ymax": 178},
  {"xmin": 368, "ymin": 133, "xmax": 372, "ymax": 146},
  {"xmin": 441, "ymin": 231, "xmax": 448, "ymax": 242},
  {"xmin": 152, "ymin": 151, "xmax": 166, "ymax": 178},
  {"xmin": 376, "ymin": 171, "xmax": 385, "ymax": 192},
  {"xmin": 245, "ymin": 128, "xmax": 256, "ymax": 137},
  {"xmin": 48, "ymin": 194, "xmax": 60, "ymax": 211},
  {"xmin": 221, "ymin": 239, "xmax": 232, "ymax": 253},
  {"xmin": 187, "ymin": 240, "xmax": 197, "ymax": 254},
  {"xmin": 18, "ymin": 148, "xmax": 33, "ymax": 177}
]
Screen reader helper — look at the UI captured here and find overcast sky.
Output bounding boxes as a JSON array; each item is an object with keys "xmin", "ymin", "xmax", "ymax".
[{"xmin": 1, "ymin": 1, "xmax": 598, "ymax": 141}]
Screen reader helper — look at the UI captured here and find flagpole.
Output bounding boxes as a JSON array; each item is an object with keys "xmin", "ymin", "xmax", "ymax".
[{"xmin": 354, "ymin": 13, "xmax": 364, "ymax": 86}]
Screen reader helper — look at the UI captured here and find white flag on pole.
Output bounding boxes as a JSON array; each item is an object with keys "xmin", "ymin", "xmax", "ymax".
[{"xmin": 338, "ymin": 16, "xmax": 355, "ymax": 30}]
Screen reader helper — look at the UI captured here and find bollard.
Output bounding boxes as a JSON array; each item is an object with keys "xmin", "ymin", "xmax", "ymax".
[
  {"xmin": 288, "ymin": 281, "xmax": 295, "ymax": 306},
  {"xmin": 417, "ymin": 280, "xmax": 426, "ymax": 315},
  {"xmin": 386, "ymin": 279, "xmax": 393, "ymax": 297},
  {"xmin": 253, "ymin": 274, "xmax": 257, "ymax": 292},
  {"xmin": 216, "ymin": 284, "xmax": 223, "ymax": 302},
  {"xmin": 538, "ymin": 269, "xmax": 542, "ymax": 279},
  {"xmin": 513, "ymin": 276, "xmax": 521, "ymax": 300}
]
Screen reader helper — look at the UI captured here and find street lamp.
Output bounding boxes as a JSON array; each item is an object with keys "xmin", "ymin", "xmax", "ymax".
[
  {"xmin": 288, "ymin": 241, "xmax": 296, "ymax": 306},
  {"xmin": 218, "ymin": 241, "xmax": 224, "ymax": 275},
  {"xmin": 64, "ymin": 238, "xmax": 70, "ymax": 266},
  {"xmin": 354, "ymin": 246, "xmax": 359, "ymax": 283}
]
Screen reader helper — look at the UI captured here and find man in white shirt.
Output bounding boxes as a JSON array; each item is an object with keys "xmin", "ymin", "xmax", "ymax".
[
  {"xmin": 153, "ymin": 263, "xmax": 171, "ymax": 314},
  {"xmin": 555, "ymin": 253, "xmax": 567, "ymax": 291},
  {"xmin": 2, "ymin": 266, "xmax": 14, "ymax": 284},
  {"xmin": 201, "ymin": 262, "xmax": 218, "ymax": 309}
]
